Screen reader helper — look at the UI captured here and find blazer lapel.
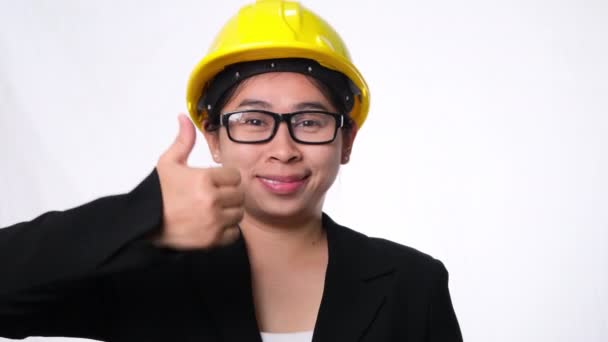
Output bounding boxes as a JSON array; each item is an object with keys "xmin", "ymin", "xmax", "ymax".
[
  {"xmin": 184, "ymin": 214, "xmax": 393, "ymax": 342},
  {"xmin": 313, "ymin": 214, "xmax": 395, "ymax": 342},
  {"xmin": 188, "ymin": 237, "xmax": 262, "ymax": 342}
]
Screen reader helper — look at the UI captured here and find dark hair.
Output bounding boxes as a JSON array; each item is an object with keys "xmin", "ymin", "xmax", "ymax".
[
  {"xmin": 201, "ymin": 59, "xmax": 357, "ymax": 133},
  {"xmin": 204, "ymin": 74, "xmax": 354, "ymax": 134}
]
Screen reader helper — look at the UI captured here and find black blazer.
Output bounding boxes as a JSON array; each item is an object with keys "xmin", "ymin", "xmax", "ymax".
[{"xmin": 0, "ymin": 170, "xmax": 462, "ymax": 341}]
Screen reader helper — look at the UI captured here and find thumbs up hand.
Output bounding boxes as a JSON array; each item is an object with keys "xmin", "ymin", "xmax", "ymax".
[{"xmin": 155, "ymin": 114, "xmax": 244, "ymax": 249}]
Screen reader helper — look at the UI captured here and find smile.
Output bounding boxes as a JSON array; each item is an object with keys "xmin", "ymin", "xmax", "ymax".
[{"xmin": 256, "ymin": 174, "xmax": 310, "ymax": 194}]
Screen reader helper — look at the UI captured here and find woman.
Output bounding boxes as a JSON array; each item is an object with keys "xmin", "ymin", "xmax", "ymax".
[{"xmin": 0, "ymin": 1, "xmax": 462, "ymax": 341}]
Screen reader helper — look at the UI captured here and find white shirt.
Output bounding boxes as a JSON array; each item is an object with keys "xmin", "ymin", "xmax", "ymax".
[{"xmin": 260, "ymin": 331, "xmax": 314, "ymax": 342}]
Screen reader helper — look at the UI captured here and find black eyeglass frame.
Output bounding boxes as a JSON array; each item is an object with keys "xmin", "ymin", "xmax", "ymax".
[{"xmin": 215, "ymin": 110, "xmax": 351, "ymax": 145}]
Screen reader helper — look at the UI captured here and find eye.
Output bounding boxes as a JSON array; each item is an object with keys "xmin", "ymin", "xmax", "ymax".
[
  {"xmin": 243, "ymin": 118, "xmax": 266, "ymax": 126},
  {"xmin": 228, "ymin": 112, "xmax": 272, "ymax": 127},
  {"xmin": 295, "ymin": 119, "xmax": 323, "ymax": 127},
  {"xmin": 292, "ymin": 113, "xmax": 332, "ymax": 129}
]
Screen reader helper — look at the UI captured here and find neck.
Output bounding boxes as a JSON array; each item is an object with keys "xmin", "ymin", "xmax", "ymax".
[{"xmin": 239, "ymin": 212, "xmax": 326, "ymax": 266}]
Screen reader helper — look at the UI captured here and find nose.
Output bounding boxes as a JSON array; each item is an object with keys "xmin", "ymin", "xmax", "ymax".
[{"xmin": 267, "ymin": 121, "xmax": 302, "ymax": 163}]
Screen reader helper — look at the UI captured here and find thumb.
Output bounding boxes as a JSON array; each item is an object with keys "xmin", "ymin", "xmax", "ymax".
[{"xmin": 164, "ymin": 114, "xmax": 196, "ymax": 164}]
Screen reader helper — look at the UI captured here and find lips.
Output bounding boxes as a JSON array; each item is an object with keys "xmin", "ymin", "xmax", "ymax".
[{"xmin": 256, "ymin": 173, "xmax": 310, "ymax": 194}]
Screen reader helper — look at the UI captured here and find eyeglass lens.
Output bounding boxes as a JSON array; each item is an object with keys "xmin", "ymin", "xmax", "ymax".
[{"xmin": 225, "ymin": 111, "xmax": 339, "ymax": 143}]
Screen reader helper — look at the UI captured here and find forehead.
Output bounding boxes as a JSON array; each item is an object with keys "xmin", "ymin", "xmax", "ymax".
[{"xmin": 228, "ymin": 72, "xmax": 333, "ymax": 108}]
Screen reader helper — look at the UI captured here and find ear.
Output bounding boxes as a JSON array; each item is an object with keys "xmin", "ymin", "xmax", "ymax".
[
  {"xmin": 201, "ymin": 120, "xmax": 222, "ymax": 164},
  {"xmin": 341, "ymin": 124, "xmax": 358, "ymax": 165}
]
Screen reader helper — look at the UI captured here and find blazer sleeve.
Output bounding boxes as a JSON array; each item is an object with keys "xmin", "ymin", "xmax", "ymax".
[
  {"xmin": 427, "ymin": 260, "xmax": 463, "ymax": 342},
  {"xmin": 0, "ymin": 169, "xmax": 167, "ymax": 340}
]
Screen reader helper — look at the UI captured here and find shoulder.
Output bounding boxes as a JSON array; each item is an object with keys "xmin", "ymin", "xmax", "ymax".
[
  {"xmin": 324, "ymin": 213, "xmax": 447, "ymax": 279},
  {"xmin": 365, "ymin": 235, "xmax": 450, "ymax": 291},
  {"xmin": 368, "ymin": 236, "xmax": 446, "ymax": 272}
]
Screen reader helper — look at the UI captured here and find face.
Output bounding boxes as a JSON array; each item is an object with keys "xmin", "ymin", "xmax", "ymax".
[{"xmin": 203, "ymin": 72, "xmax": 357, "ymax": 223}]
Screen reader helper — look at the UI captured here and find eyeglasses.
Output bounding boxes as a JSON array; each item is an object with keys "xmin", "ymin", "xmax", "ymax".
[{"xmin": 217, "ymin": 110, "xmax": 349, "ymax": 144}]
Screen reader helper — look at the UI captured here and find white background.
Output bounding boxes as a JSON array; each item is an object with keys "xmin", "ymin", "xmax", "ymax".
[{"xmin": 1, "ymin": 0, "xmax": 607, "ymax": 341}]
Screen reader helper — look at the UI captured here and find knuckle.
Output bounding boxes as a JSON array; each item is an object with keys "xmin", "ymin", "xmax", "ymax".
[
  {"xmin": 205, "ymin": 212, "xmax": 220, "ymax": 228},
  {"xmin": 157, "ymin": 152, "xmax": 172, "ymax": 166},
  {"xmin": 196, "ymin": 191, "xmax": 217, "ymax": 209},
  {"xmin": 232, "ymin": 208, "xmax": 245, "ymax": 223},
  {"xmin": 232, "ymin": 171, "xmax": 242, "ymax": 184},
  {"xmin": 206, "ymin": 227, "xmax": 224, "ymax": 246},
  {"xmin": 237, "ymin": 190, "xmax": 245, "ymax": 204}
]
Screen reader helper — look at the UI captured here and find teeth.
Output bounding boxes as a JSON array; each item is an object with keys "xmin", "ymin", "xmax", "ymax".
[{"xmin": 261, "ymin": 177, "xmax": 303, "ymax": 184}]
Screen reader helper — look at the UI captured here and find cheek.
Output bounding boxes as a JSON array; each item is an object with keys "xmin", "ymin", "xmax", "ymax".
[
  {"xmin": 307, "ymin": 146, "xmax": 342, "ymax": 181},
  {"xmin": 221, "ymin": 147, "xmax": 259, "ymax": 169},
  {"xmin": 214, "ymin": 130, "xmax": 261, "ymax": 181}
]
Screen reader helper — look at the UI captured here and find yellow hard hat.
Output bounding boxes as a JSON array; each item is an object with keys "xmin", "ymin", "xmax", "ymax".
[{"xmin": 186, "ymin": 0, "xmax": 370, "ymax": 130}]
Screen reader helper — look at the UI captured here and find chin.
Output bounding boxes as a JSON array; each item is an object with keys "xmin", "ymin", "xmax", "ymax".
[{"xmin": 246, "ymin": 196, "xmax": 323, "ymax": 223}]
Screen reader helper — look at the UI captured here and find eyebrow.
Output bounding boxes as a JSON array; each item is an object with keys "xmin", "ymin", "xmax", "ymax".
[
  {"xmin": 236, "ymin": 99, "xmax": 272, "ymax": 109},
  {"xmin": 235, "ymin": 99, "xmax": 331, "ymax": 112},
  {"xmin": 293, "ymin": 101, "xmax": 331, "ymax": 111}
]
